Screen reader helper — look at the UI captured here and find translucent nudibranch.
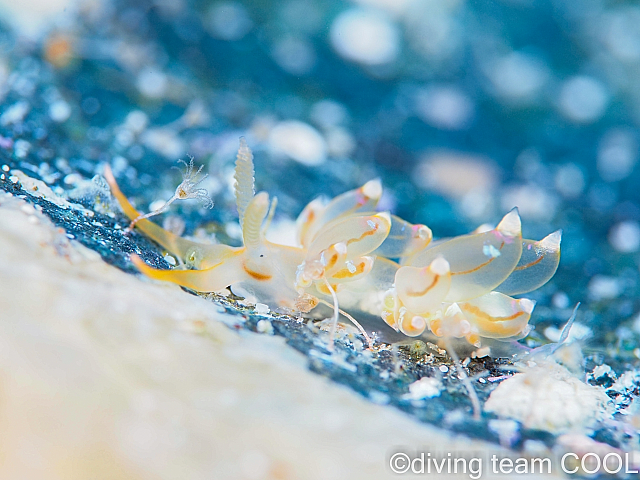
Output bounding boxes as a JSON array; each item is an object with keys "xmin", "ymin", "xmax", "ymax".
[
  {"xmin": 104, "ymin": 138, "xmax": 561, "ymax": 348},
  {"xmin": 380, "ymin": 210, "xmax": 561, "ymax": 346}
]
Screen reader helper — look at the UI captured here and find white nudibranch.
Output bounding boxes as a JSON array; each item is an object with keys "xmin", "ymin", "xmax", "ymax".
[{"xmin": 105, "ymin": 138, "xmax": 561, "ymax": 353}]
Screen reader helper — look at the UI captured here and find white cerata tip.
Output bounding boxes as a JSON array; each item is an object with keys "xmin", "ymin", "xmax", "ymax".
[
  {"xmin": 362, "ymin": 178, "xmax": 382, "ymax": 200},
  {"xmin": 496, "ymin": 208, "xmax": 521, "ymax": 238},
  {"xmin": 429, "ymin": 256, "xmax": 450, "ymax": 276},
  {"xmin": 539, "ymin": 230, "xmax": 562, "ymax": 252},
  {"xmin": 519, "ymin": 298, "xmax": 536, "ymax": 315}
]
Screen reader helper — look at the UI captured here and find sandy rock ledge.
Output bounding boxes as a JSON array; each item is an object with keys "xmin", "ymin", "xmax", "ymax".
[{"xmin": 0, "ymin": 194, "xmax": 514, "ymax": 480}]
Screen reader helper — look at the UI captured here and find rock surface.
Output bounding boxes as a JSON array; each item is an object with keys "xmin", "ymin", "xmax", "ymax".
[{"xmin": 0, "ymin": 193, "xmax": 512, "ymax": 480}]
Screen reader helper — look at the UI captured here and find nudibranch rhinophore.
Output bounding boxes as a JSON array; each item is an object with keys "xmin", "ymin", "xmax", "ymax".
[{"xmin": 104, "ymin": 138, "xmax": 561, "ymax": 350}]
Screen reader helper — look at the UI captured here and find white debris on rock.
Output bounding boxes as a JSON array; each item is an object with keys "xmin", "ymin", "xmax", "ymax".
[
  {"xmin": 487, "ymin": 52, "xmax": 550, "ymax": 103},
  {"xmin": 256, "ymin": 318, "xmax": 274, "ymax": 335},
  {"xmin": 554, "ymin": 163, "xmax": 586, "ymax": 199},
  {"xmin": 136, "ymin": 69, "xmax": 168, "ymax": 99},
  {"xmin": 0, "ymin": 195, "xmax": 503, "ymax": 479},
  {"xmin": 310, "ymin": 100, "xmax": 349, "ymax": 129},
  {"xmin": 330, "ymin": 8, "xmax": 400, "ymax": 66},
  {"xmin": 501, "ymin": 184, "xmax": 558, "ymax": 221},
  {"xmin": 0, "ymin": 100, "xmax": 30, "ymax": 126},
  {"xmin": 49, "ymin": 99, "xmax": 71, "ymax": 122},
  {"xmin": 255, "ymin": 303, "xmax": 270, "ymax": 315},
  {"xmin": 485, "ymin": 362, "xmax": 613, "ymax": 434},
  {"xmin": 10, "ymin": 169, "xmax": 92, "ymax": 213},
  {"xmin": 609, "ymin": 221, "xmax": 640, "ymax": 253},
  {"xmin": 488, "ymin": 419, "xmax": 519, "ymax": 448},
  {"xmin": 404, "ymin": 376, "xmax": 442, "ymax": 400},
  {"xmin": 597, "ymin": 128, "xmax": 638, "ymax": 182},
  {"xmin": 588, "ymin": 275, "xmax": 621, "ymax": 301},
  {"xmin": 141, "ymin": 127, "xmax": 185, "ymax": 159},
  {"xmin": 268, "ymin": 120, "xmax": 327, "ymax": 166},
  {"xmin": 414, "ymin": 85, "xmax": 474, "ymax": 131},
  {"xmin": 207, "ymin": 1, "xmax": 253, "ymax": 41},
  {"xmin": 414, "ymin": 150, "xmax": 498, "ymax": 199},
  {"xmin": 558, "ymin": 76, "xmax": 609, "ymax": 124},
  {"xmin": 272, "ymin": 37, "xmax": 316, "ymax": 75}
]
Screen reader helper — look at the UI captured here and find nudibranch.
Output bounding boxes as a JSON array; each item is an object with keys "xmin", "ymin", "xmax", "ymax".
[{"xmin": 105, "ymin": 137, "xmax": 561, "ymax": 352}]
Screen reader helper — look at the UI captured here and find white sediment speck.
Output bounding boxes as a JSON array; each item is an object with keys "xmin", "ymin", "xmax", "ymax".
[
  {"xmin": 268, "ymin": 120, "xmax": 327, "ymax": 166},
  {"xmin": 49, "ymin": 100, "xmax": 71, "ymax": 122},
  {"xmin": 489, "ymin": 52, "xmax": 549, "ymax": 102},
  {"xmin": 554, "ymin": 163, "xmax": 585, "ymax": 198},
  {"xmin": 592, "ymin": 364, "xmax": 614, "ymax": 380},
  {"xmin": 141, "ymin": 128, "xmax": 184, "ymax": 159},
  {"xmin": 612, "ymin": 371, "xmax": 640, "ymax": 394},
  {"xmin": 368, "ymin": 391, "xmax": 390, "ymax": 405},
  {"xmin": 488, "ymin": 419, "xmax": 519, "ymax": 447},
  {"xmin": 559, "ymin": 76, "xmax": 609, "ymax": 123},
  {"xmin": 414, "ymin": 151, "xmax": 497, "ymax": 199},
  {"xmin": 352, "ymin": 0, "xmax": 414, "ymax": 16},
  {"xmin": 310, "ymin": 100, "xmax": 349, "ymax": 128},
  {"xmin": 597, "ymin": 128, "xmax": 638, "ymax": 182},
  {"xmin": 601, "ymin": 6, "xmax": 640, "ymax": 62},
  {"xmin": 14, "ymin": 139, "xmax": 31, "ymax": 159},
  {"xmin": 256, "ymin": 319, "xmax": 273, "ymax": 335},
  {"xmin": 501, "ymin": 184, "xmax": 558, "ymax": 221},
  {"xmin": 609, "ymin": 221, "xmax": 640, "ymax": 253},
  {"xmin": 225, "ymin": 221, "xmax": 243, "ymax": 240},
  {"xmin": 415, "ymin": 85, "xmax": 474, "ymax": 130},
  {"xmin": 124, "ymin": 110, "xmax": 149, "ymax": 134},
  {"xmin": 460, "ymin": 190, "xmax": 494, "ymax": 221},
  {"xmin": 552, "ymin": 291, "xmax": 570, "ymax": 309},
  {"xmin": 136, "ymin": 69, "xmax": 168, "ymax": 99},
  {"xmin": 0, "ymin": 100, "xmax": 29, "ymax": 126},
  {"xmin": 255, "ymin": 303, "xmax": 270, "ymax": 315},
  {"xmin": 404, "ymin": 376, "xmax": 441, "ymax": 400},
  {"xmin": 588, "ymin": 275, "xmax": 621, "ymax": 301},
  {"xmin": 330, "ymin": 8, "xmax": 400, "ymax": 66},
  {"xmin": 207, "ymin": 2, "xmax": 253, "ymax": 41},
  {"xmin": 272, "ymin": 37, "xmax": 316, "ymax": 75},
  {"xmin": 325, "ymin": 127, "xmax": 355, "ymax": 157}
]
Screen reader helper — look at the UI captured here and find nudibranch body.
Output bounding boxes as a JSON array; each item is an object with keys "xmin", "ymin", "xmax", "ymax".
[{"xmin": 105, "ymin": 138, "xmax": 561, "ymax": 349}]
